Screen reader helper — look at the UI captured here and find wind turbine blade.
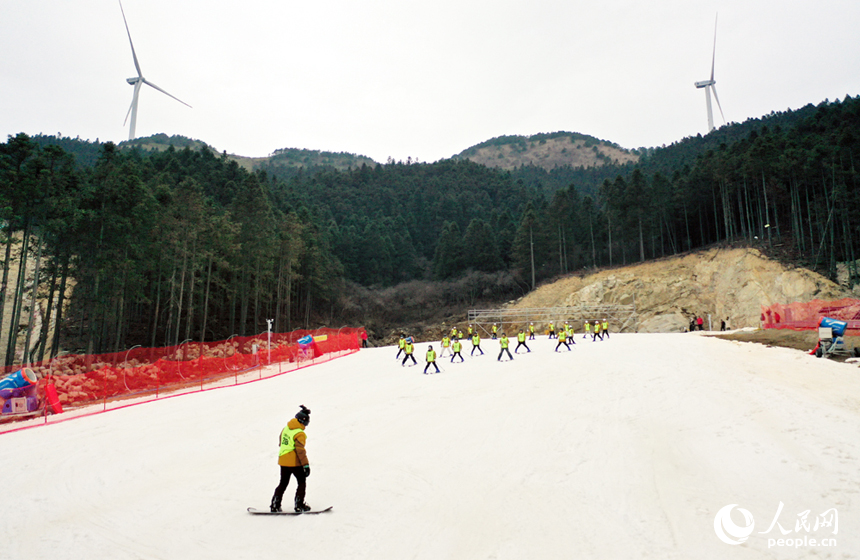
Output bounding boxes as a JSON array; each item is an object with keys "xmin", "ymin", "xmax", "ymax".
[
  {"xmin": 142, "ymin": 79, "xmax": 192, "ymax": 108},
  {"xmin": 712, "ymin": 85, "xmax": 726, "ymax": 124},
  {"xmin": 119, "ymin": 0, "xmax": 142, "ymax": 77},
  {"xmin": 710, "ymin": 13, "xmax": 718, "ymax": 81}
]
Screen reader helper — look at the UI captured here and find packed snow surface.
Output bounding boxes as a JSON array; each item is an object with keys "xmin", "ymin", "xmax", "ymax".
[{"xmin": 2, "ymin": 333, "xmax": 858, "ymax": 559}]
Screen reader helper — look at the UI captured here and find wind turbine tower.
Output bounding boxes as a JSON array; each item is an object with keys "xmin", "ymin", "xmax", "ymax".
[
  {"xmin": 119, "ymin": 0, "xmax": 191, "ymax": 140},
  {"xmin": 694, "ymin": 15, "xmax": 725, "ymax": 132}
]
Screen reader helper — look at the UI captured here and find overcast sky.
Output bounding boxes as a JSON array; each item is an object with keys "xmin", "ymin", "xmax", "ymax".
[{"xmin": 2, "ymin": 0, "xmax": 859, "ymax": 163}]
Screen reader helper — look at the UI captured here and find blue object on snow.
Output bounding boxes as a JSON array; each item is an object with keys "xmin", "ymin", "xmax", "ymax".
[{"xmin": 819, "ymin": 317, "xmax": 847, "ymax": 337}]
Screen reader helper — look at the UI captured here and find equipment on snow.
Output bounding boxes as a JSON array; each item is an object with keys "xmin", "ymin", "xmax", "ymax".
[{"xmin": 248, "ymin": 506, "xmax": 333, "ymax": 516}]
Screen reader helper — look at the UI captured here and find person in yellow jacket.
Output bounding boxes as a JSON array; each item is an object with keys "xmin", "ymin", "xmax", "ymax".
[
  {"xmin": 515, "ymin": 329, "xmax": 531, "ymax": 353},
  {"xmin": 583, "ymin": 320, "xmax": 591, "ymax": 339},
  {"xmin": 450, "ymin": 337, "xmax": 464, "ymax": 363},
  {"xmin": 555, "ymin": 328, "xmax": 571, "ymax": 352},
  {"xmin": 440, "ymin": 334, "xmax": 452, "ymax": 358},
  {"xmin": 491, "ymin": 323, "xmax": 498, "ymax": 339},
  {"xmin": 424, "ymin": 345, "xmax": 440, "ymax": 374},
  {"xmin": 395, "ymin": 334, "xmax": 406, "ymax": 359},
  {"xmin": 497, "ymin": 333, "xmax": 513, "ymax": 361},
  {"xmin": 592, "ymin": 320, "xmax": 602, "ymax": 341},
  {"xmin": 528, "ymin": 322, "xmax": 536, "ymax": 340},
  {"xmin": 471, "ymin": 333, "xmax": 484, "ymax": 356},
  {"xmin": 402, "ymin": 337, "xmax": 417, "ymax": 366},
  {"xmin": 548, "ymin": 322, "xmax": 556, "ymax": 339},
  {"xmin": 271, "ymin": 405, "xmax": 312, "ymax": 513},
  {"xmin": 602, "ymin": 319, "xmax": 610, "ymax": 339}
]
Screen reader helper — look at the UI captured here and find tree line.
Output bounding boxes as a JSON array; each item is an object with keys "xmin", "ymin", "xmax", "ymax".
[{"xmin": 3, "ymin": 95, "xmax": 859, "ymax": 361}]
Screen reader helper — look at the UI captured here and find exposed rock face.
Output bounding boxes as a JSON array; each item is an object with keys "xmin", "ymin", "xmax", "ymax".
[{"xmin": 512, "ymin": 248, "xmax": 854, "ymax": 332}]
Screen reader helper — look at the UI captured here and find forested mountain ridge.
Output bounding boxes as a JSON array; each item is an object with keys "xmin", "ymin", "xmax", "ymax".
[{"xmin": 4, "ymin": 94, "xmax": 860, "ymax": 359}]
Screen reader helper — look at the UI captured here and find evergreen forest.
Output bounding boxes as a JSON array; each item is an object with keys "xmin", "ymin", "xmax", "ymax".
[{"xmin": 3, "ymin": 95, "xmax": 860, "ymax": 361}]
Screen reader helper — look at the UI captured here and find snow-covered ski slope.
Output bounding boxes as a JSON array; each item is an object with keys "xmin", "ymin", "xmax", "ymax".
[{"xmin": 2, "ymin": 333, "xmax": 859, "ymax": 560}]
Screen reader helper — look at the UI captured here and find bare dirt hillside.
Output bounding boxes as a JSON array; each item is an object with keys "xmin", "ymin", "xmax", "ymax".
[
  {"xmin": 457, "ymin": 135, "xmax": 638, "ymax": 171},
  {"xmin": 510, "ymin": 247, "xmax": 854, "ymax": 332}
]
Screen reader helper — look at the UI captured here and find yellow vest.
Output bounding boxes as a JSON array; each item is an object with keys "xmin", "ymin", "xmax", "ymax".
[
  {"xmin": 500, "ymin": 337, "xmax": 509, "ymax": 348},
  {"xmin": 584, "ymin": 322, "xmax": 591, "ymax": 332},
  {"xmin": 558, "ymin": 330, "xmax": 567, "ymax": 341},
  {"xmin": 426, "ymin": 349, "xmax": 436, "ymax": 362},
  {"xmin": 517, "ymin": 332, "xmax": 526, "ymax": 342},
  {"xmin": 405, "ymin": 342, "xmax": 414, "ymax": 354},
  {"xmin": 453, "ymin": 341, "xmax": 462, "ymax": 352},
  {"xmin": 442, "ymin": 336, "xmax": 450, "ymax": 347},
  {"xmin": 399, "ymin": 338, "xmax": 406, "ymax": 348},
  {"xmin": 472, "ymin": 335, "xmax": 480, "ymax": 345},
  {"xmin": 279, "ymin": 426, "xmax": 304, "ymax": 457}
]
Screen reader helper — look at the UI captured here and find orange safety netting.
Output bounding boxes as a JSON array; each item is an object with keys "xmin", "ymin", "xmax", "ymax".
[
  {"xmin": 1, "ymin": 327, "xmax": 364, "ymax": 411},
  {"xmin": 761, "ymin": 299, "xmax": 860, "ymax": 333}
]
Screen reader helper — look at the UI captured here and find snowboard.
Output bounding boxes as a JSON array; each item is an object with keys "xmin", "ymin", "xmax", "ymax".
[{"xmin": 248, "ymin": 506, "xmax": 333, "ymax": 515}]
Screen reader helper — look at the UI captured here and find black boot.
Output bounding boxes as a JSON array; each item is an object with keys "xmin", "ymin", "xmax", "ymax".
[
  {"xmin": 270, "ymin": 495, "xmax": 282, "ymax": 513},
  {"xmin": 294, "ymin": 498, "xmax": 311, "ymax": 513}
]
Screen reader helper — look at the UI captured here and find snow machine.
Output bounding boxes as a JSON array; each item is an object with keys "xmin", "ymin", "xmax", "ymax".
[{"xmin": 813, "ymin": 317, "xmax": 860, "ymax": 358}]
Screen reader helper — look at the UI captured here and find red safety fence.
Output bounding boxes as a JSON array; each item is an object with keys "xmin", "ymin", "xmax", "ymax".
[
  {"xmin": 761, "ymin": 298, "xmax": 860, "ymax": 333},
  {"xmin": 0, "ymin": 327, "xmax": 365, "ymax": 431}
]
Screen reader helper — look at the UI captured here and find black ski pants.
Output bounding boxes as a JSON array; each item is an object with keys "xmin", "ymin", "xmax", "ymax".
[{"xmin": 273, "ymin": 466, "xmax": 306, "ymax": 508}]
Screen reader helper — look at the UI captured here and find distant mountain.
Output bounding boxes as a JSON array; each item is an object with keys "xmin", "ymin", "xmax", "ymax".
[{"xmin": 453, "ymin": 131, "xmax": 639, "ymax": 171}]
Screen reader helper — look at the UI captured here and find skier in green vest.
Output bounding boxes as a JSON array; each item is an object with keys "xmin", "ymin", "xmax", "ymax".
[
  {"xmin": 497, "ymin": 333, "xmax": 513, "ymax": 361},
  {"xmin": 555, "ymin": 328, "xmax": 571, "ymax": 352},
  {"xmin": 471, "ymin": 333, "xmax": 484, "ymax": 356},
  {"xmin": 528, "ymin": 322, "xmax": 536, "ymax": 340},
  {"xmin": 583, "ymin": 320, "xmax": 591, "ymax": 339},
  {"xmin": 424, "ymin": 345, "xmax": 440, "ymax": 374},
  {"xmin": 395, "ymin": 334, "xmax": 406, "ymax": 359},
  {"xmin": 515, "ymin": 329, "xmax": 531, "ymax": 353},
  {"xmin": 402, "ymin": 337, "xmax": 417, "ymax": 366},
  {"xmin": 440, "ymin": 334, "xmax": 452, "ymax": 358},
  {"xmin": 271, "ymin": 405, "xmax": 311, "ymax": 513},
  {"xmin": 450, "ymin": 337, "xmax": 464, "ymax": 363}
]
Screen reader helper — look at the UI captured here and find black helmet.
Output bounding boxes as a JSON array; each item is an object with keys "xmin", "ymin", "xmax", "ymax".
[{"xmin": 295, "ymin": 404, "xmax": 311, "ymax": 426}]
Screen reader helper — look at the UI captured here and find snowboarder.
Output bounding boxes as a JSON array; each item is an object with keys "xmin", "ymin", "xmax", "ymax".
[
  {"xmin": 497, "ymin": 333, "xmax": 513, "ymax": 361},
  {"xmin": 271, "ymin": 405, "xmax": 312, "ymax": 513},
  {"xmin": 395, "ymin": 334, "xmax": 406, "ymax": 359},
  {"xmin": 528, "ymin": 322, "xmax": 536, "ymax": 340},
  {"xmin": 515, "ymin": 329, "xmax": 531, "ymax": 353},
  {"xmin": 402, "ymin": 338, "xmax": 417, "ymax": 366},
  {"xmin": 471, "ymin": 333, "xmax": 484, "ymax": 356},
  {"xmin": 424, "ymin": 345, "xmax": 440, "ymax": 374},
  {"xmin": 450, "ymin": 337, "xmax": 464, "ymax": 363},
  {"xmin": 555, "ymin": 328, "xmax": 571, "ymax": 351}
]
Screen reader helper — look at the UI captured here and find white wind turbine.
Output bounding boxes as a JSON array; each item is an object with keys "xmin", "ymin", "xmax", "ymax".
[
  {"xmin": 119, "ymin": 0, "xmax": 191, "ymax": 140},
  {"xmin": 694, "ymin": 15, "xmax": 725, "ymax": 132}
]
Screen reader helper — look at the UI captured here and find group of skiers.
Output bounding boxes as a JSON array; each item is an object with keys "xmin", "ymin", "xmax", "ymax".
[{"xmin": 394, "ymin": 319, "xmax": 611, "ymax": 374}]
